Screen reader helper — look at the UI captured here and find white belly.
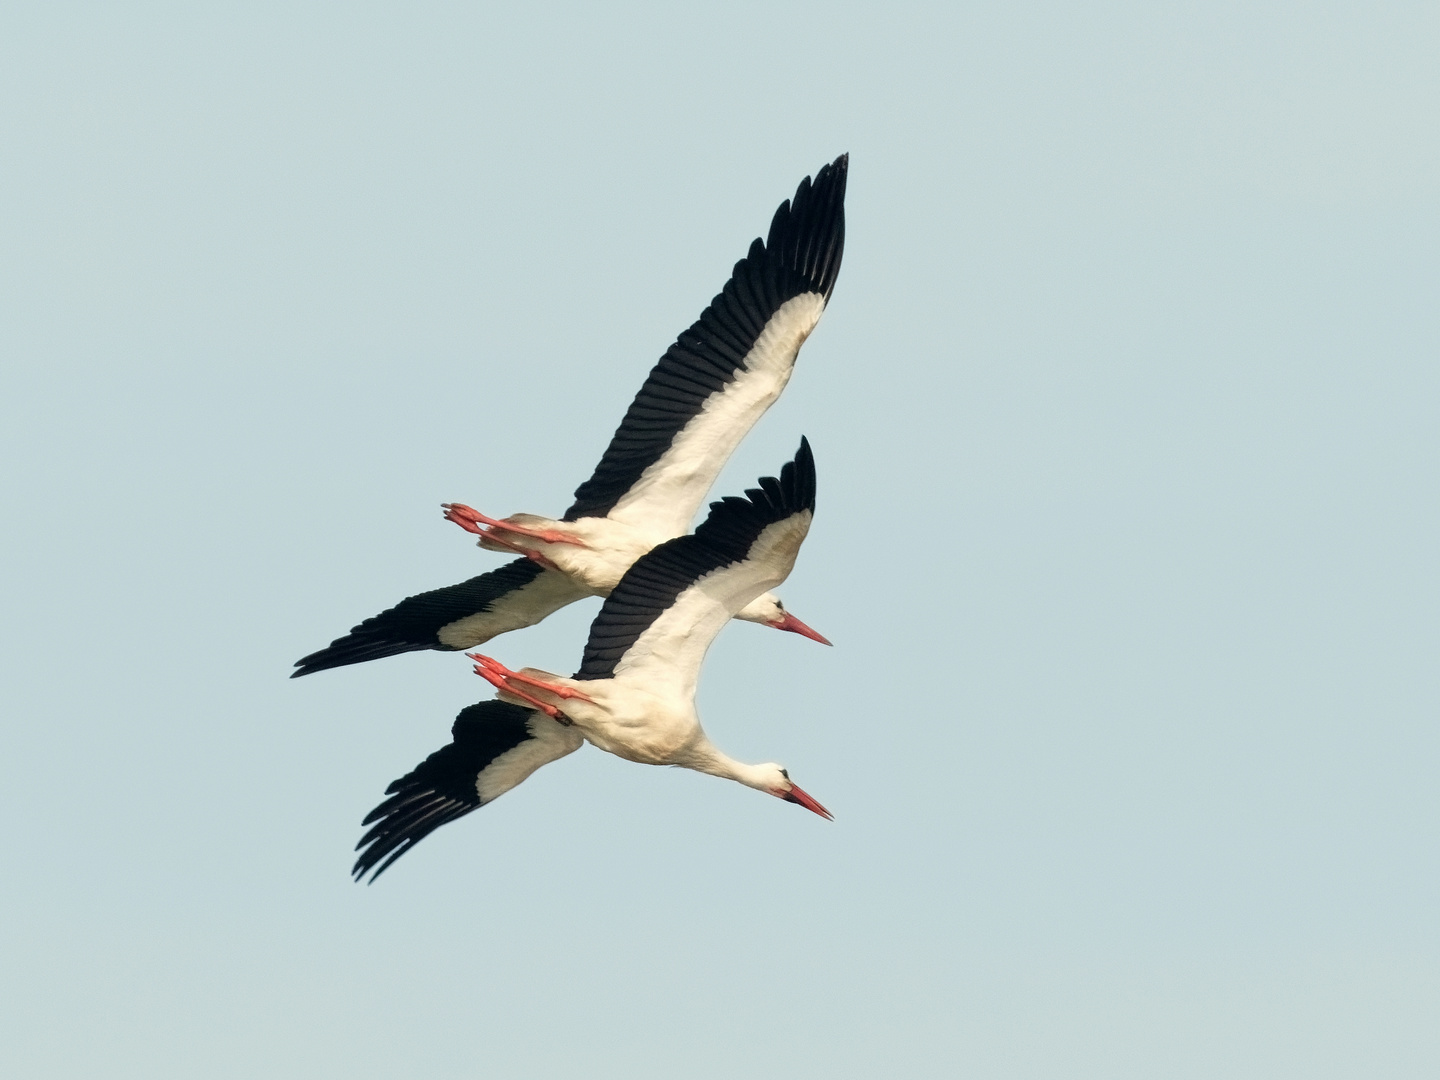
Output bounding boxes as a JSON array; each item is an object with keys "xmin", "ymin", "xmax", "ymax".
[{"xmin": 566, "ymin": 684, "xmax": 699, "ymax": 766}]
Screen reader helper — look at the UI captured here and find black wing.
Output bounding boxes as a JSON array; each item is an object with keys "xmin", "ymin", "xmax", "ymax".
[
  {"xmin": 293, "ymin": 559, "xmax": 590, "ymax": 677},
  {"xmin": 574, "ymin": 437, "xmax": 817, "ymax": 682},
  {"xmin": 562, "ymin": 155, "xmax": 845, "ymax": 533},
  {"xmin": 353, "ymin": 700, "xmax": 583, "ymax": 882}
]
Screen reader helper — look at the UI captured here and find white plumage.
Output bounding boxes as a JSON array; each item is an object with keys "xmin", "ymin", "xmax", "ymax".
[{"xmin": 353, "ymin": 438, "xmax": 830, "ymax": 881}]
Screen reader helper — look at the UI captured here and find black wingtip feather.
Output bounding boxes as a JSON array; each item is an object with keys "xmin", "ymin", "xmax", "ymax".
[
  {"xmin": 561, "ymin": 157, "xmax": 846, "ymax": 523},
  {"xmin": 350, "ymin": 700, "xmax": 548, "ymax": 883},
  {"xmin": 574, "ymin": 438, "xmax": 817, "ymax": 680},
  {"xmin": 291, "ymin": 559, "xmax": 546, "ymax": 677},
  {"xmin": 694, "ymin": 435, "xmax": 815, "ymax": 554},
  {"xmin": 291, "ymin": 637, "xmax": 441, "ymax": 677},
  {"xmin": 766, "ymin": 155, "xmax": 848, "ymax": 302}
]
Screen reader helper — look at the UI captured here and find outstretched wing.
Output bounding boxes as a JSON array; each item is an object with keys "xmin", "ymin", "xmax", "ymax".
[
  {"xmin": 563, "ymin": 155, "xmax": 845, "ymax": 537},
  {"xmin": 574, "ymin": 437, "xmax": 816, "ymax": 699},
  {"xmin": 353, "ymin": 700, "xmax": 583, "ymax": 882},
  {"xmin": 292, "ymin": 560, "xmax": 591, "ymax": 676}
]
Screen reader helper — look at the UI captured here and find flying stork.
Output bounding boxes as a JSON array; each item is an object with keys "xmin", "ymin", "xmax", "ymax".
[
  {"xmin": 352, "ymin": 438, "xmax": 830, "ymax": 881},
  {"xmin": 293, "ymin": 154, "xmax": 847, "ymax": 678}
]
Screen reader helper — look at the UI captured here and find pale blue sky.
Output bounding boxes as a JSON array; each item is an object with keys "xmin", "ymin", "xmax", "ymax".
[{"xmin": 2, "ymin": 4, "xmax": 1438, "ymax": 1077}]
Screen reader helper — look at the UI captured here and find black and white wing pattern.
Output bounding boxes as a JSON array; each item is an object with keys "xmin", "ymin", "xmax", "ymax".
[
  {"xmin": 574, "ymin": 437, "xmax": 817, "ymax": 698},
  {"xmin": 353, "ymin": 700, "xmax": 583, "ymax": 882},
  {"xmin": 292, "ymin": 559, "xmax": 590, "ymax": 677},
  {"xmin": 563, "ymin": 155, "xmax": 845, "ymax": 538}
]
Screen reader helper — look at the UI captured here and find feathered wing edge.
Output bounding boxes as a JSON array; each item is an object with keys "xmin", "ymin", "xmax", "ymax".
[
  {"xmin": 293, "ymin": 559, "xmax": 579, "ymax": 677},
  {"xmin": 690, "ymin": 435, "xmax": 816, "ymax": 554},
  {"xmin": 764, "ymin": 153, "xmax": 848, "ymax": 303},
  {"xmin": 573, "ymin": 437, "xmax": 816, "ymax": 681},
  {"xmin": 353, "ymin": 700, "xmax": 582, "ymax": 882},
  {"xmin": 562, "ymin": 155, "xmax": 845, "ymax": 523}
]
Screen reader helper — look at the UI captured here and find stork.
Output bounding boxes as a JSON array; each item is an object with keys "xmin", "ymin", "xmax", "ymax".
[
  {"xmin": 293, "ymin": 154, "xmax": 846, "ymax": 678},
  {"xmin": 353, "ymin": 438, "xmax": 830, "ymax": 881}
]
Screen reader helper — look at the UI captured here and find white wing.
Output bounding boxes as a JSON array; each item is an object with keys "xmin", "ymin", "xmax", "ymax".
[
  {"xmin": 572, "ymin": 439, "xmax": 817, "ymax": 702},
  {"xmin": 561, "ymin": 156, "xmax": 846, "ymax": 539}
]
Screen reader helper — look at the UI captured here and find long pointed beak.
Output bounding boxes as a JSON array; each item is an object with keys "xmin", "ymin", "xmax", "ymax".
[
  {"xmin": 771, "ymin": 612, "xmax": 833, "ymax": 646},
  {"xmin": 782, "ymin": 783, "xmax": 834, "ymax": 821}
]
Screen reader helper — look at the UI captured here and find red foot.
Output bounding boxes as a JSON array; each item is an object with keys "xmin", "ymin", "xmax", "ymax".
[
  {"xmin": 469, "ymin": 653, "xmax": 595, "ymax": 702},
  {"xmin": 471, "ymin": 659, "xmax": 564, "ymax": 719},
  {"xmin": 441, "ymin": 503, "xmax": 490, "ymax": 537},
  {"xmin": 468, "ymin": 653, "xmax": 595, "ymax": 720},
  {"xmin": 441, "ymin": 514, "xmax": 560, "ymax": 570},
  {"xmin": 440, "ymin": 504, "xmax": 585, "ymax": 547}
]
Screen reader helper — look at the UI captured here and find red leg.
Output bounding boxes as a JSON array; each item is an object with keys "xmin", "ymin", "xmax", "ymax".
[
  {"xmin": 471, "ymin": 661, "xmax": 568, "ymax": 722},
  {"xmin": 442, "ymin": 503, "xmax": 489, "ymax": 536},
  {"xmin": 441, "ymin": 505, "xmax": 562, "ymax": 570},
  {"xmin": 440, "ymin": 504, "xmax": 585, "ymax": 546},
  {"xmin": 467, "ymin": 653, "xmax": 595, "ymax": 703}
]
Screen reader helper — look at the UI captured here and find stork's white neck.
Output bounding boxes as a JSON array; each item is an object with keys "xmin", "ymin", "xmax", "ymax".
[{"xmin": 676, "ymin": 739, "xmax": 776, "ymax": 793}]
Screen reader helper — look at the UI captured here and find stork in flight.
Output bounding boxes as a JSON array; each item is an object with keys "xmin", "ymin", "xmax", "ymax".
[
  {"xmin": 293, "ymin": 154, "xmax": 847, "ymax": 678},
  {"xmin": 353, "ymin": 438, "xmax": 830, "ymax": 881}
]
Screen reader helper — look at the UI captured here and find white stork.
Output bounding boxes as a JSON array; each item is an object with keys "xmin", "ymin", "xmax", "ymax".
[
  {"xmin": 353, "ymin": 438, "xmax": 829, "ymax": 881},
  {"xmin": 293, "ymin": 155, "xmax": 846, "ymax": 677}
]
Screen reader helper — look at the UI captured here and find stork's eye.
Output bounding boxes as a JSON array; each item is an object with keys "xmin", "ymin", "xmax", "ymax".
[{"xmin": 780, "ymin": 768, "xmax": 790, "ymax": 779}]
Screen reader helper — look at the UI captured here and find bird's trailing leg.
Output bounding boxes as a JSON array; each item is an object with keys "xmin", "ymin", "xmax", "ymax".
[
  {"xmin": 467, "ymin": 652, "xmax": 595, "ymax": 723},
  {"xmin": 470, "ymin": 657, "xmax": 568, "ymax": 721},
  {"xmin": 441, "ymin": 504, "xmax": 586, "ymax": 546},
  {"xmin": 469, "ymin": 654, "xmax": 595, "ymax": 702},
  {"xmin": 442, "ymin": 520, "xmax": 560, "ymax": 571}
]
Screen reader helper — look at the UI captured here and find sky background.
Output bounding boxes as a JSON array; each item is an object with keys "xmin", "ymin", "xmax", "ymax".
[{"xmin": 2, "ymin": 3, "xmax": 1438, "ymax": 1077}]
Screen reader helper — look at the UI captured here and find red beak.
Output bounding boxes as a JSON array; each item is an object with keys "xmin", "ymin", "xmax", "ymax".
[
  {"xmin": 771, "ymin": 612, "xmax": 833, "ymax": 646},
  {"xmin": 781, "ymin": 782, "xmax": 834, "ymax": 821}
]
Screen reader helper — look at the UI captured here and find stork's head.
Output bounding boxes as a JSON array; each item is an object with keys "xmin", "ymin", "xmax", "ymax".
[
  {"xmin": 734, "ymin": 593, "xmax": 832, "ymax": 646},
  {"xmin": 754, "ymin": 764, "xmax": 833, "ymax": 821}
]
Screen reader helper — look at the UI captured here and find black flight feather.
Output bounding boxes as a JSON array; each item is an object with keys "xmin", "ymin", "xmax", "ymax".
[
  {"xmin": 292, "ymin": 558, "xmax": 546, "ymax": 677},
  {"xmin": 352, "ymin": 700, "xmax": 539, "ymax": 882},
  {"xmin": 562, "ymin": 154, "xmax": 846, "ymax": 522},
  {"xmin": 573, "ymin": 437, "xmax": 816, "ymax": 680}
]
